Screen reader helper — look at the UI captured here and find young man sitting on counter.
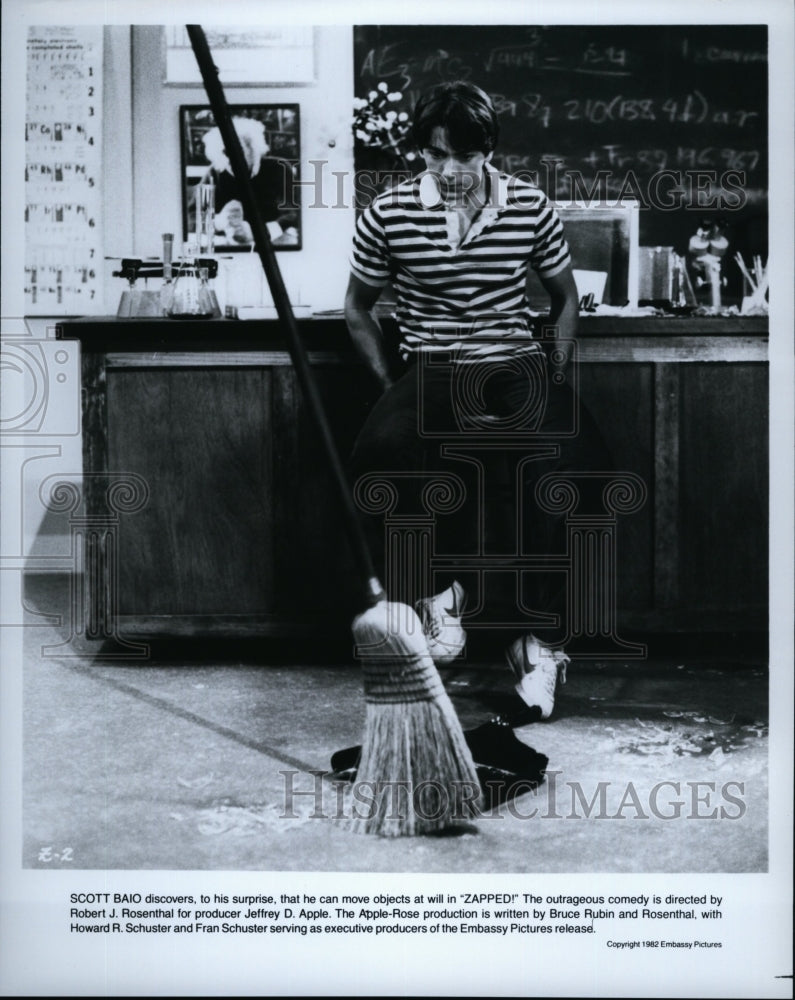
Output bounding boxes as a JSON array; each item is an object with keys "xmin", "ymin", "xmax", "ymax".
[{"xmin": 345, "ymin": 80, "xmax": 611, "ymax": 724}]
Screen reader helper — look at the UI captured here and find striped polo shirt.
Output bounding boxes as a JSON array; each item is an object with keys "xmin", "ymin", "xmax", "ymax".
[{"xmin": 350, "ymin": 165, "xmax": 571, "ymax": 361}]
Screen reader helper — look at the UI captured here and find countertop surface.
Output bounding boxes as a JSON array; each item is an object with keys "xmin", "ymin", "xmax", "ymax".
[{"xmin": 56, "ymin": 313, "xmax": 769, "ymax": 362}]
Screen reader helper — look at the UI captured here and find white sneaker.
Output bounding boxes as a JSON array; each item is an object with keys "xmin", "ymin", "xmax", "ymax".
[
  {"xmin": 506, "ymin": 633, "xmax": 569, "ymax": 719},
  {"xmin": 415, "ymin": 581, "xmax": 467, "ymax": 665}
]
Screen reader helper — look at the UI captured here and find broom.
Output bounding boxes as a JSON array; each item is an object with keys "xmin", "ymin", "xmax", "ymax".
[{"xmin": 187, "ymin": 26, "xmax": 481, "ymax": 836}]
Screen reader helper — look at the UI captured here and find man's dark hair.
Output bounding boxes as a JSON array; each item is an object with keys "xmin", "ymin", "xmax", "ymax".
[{"xmin": 411, "ymin": 81, "xmax": 499, "ymax": 154}]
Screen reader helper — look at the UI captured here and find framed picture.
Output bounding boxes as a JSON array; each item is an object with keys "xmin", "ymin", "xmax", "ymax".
[
  {"xmin": 179, "ymin": 104, "xmax": 301, "ymax": 253},
  {"xmin": 164, "ymin": 26, "xmax": 316, "ymax": 85}
]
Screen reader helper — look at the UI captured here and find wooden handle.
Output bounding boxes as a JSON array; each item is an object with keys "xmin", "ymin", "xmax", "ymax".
[{"xmin": 186, "ymin": 25, "xmax": 385, "ymax": 606}]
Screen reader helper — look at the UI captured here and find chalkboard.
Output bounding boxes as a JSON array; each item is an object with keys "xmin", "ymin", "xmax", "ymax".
[{"xmin": 354, "ymin": 25, "xmax": 768, "ymax": 279}]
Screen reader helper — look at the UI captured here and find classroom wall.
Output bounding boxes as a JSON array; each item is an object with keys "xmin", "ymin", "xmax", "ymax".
[
  {"xmin": 124, "ymin": 25, "xmax": 356, "ymax": 313},
  {"xmin": 20, "ymin": 25, "xmax": 358, "ymax": 564}
]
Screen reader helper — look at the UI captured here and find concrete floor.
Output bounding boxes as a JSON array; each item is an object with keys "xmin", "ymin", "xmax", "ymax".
[{"xmin": 21, "ymin": 576, "xmax": 768, "ymax": 873}]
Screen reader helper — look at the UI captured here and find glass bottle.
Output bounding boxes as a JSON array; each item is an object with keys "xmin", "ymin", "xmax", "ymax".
[{"xmin": 166, "ymin": 262, "xmax": 217, "ymax": 319}]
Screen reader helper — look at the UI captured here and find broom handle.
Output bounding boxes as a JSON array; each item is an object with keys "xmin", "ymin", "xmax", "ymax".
[{"xmin": 187, "ymin": 26, "xmax": 386, "ymax": 607}]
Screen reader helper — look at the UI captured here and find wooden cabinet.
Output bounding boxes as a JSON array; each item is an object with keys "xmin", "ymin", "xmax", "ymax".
[
  {"xmin": 57, "ymin": 316, "xmax": 768, "ymax": 641},
  {"xmin": 578, "ymin": 357, "xmax": 768, "ymax": 631}
]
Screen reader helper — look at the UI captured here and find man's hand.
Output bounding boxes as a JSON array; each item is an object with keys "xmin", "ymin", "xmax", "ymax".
[
  {"xmin": 344, "ymin": 273, "xmax": 395, "ymax": 392},
  {"xmin": 538, "ymin": 264, "xmax": 579, "ymax": 373}
]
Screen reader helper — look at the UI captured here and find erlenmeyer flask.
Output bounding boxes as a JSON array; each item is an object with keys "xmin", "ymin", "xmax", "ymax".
[{"xmin": 166, "ymin": 262, "xmax": 218, "ymax": 319}]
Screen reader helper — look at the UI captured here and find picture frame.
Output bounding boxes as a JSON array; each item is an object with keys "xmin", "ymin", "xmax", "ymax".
[
  {"xmin": 164, "ymin": 26, "xmax": 316, "ymax": 85},
  {"xmin": 179, "ymin": 104, "xmax": 302, "ymax": 253}
]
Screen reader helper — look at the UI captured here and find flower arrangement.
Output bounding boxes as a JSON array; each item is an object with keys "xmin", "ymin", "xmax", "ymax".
[{"xmin": 352, "ymin": 82, "xmax": 417, "ymax": 170}]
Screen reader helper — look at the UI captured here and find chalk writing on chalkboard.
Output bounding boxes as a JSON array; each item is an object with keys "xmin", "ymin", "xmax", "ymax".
[{"xmin": 354, "ymin": 25, "xmax": 768, "ymax": 258}]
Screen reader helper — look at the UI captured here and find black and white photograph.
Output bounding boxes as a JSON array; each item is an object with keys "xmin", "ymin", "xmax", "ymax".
[
  {"xmin": 1, "ymin": 0, "xmax": 792, "ymax": 996},
  {"xmin": 180, "ymin": 104, "xmax": 301, "ymax": 251}
]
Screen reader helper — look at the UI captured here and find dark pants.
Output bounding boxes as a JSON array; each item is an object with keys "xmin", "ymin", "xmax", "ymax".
[{"xmin": 350, "ymin": 351, "xmax": 612, "ymax": 642}]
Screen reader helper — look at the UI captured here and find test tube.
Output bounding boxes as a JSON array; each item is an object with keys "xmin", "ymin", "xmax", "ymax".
[
  {"xmin": 162, "ymin": 233, "xmax": 174, "ymax": 281},
  {"xmin": 198, "ymin": 183, "xmax": 215, "ymax": 254}
]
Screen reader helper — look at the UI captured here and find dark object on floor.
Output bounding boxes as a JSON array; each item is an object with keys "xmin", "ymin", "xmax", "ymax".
[
  {"xmin": 331, "ymin": 718, "xmax": 548, "ymax": 807},
  {"xmin": 465, "ymin": 718, "xmax": 548, "ymax": 778},
  {"xmin": 475, "ymin": 765, "xmax": 548, "ymax": 809},
  {"xmin": 475, "ymin": 688, "xmax": 545, "ymax": 725}
]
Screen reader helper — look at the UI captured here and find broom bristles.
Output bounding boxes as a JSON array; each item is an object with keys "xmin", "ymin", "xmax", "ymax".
[{"xmin": 348, "ymin": 601, "xmax": 482, "ymax": 837}]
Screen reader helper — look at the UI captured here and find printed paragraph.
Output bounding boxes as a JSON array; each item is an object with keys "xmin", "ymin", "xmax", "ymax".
[{"xmin": 67, "ymin": 888, "xmax": 724, "ymax": 943}]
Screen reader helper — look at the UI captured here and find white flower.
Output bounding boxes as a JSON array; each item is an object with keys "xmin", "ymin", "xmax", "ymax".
[{"xmin": 352, "ymin": 88, "xmax": 414, "ymax": 168}]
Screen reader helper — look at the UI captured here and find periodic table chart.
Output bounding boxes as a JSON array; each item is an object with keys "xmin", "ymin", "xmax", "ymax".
[{"xmin": 25, "ymin": 25, "xmax": 104, "ymax": 315}]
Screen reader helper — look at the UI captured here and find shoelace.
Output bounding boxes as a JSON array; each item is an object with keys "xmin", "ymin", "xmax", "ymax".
[
  {"xmin": 418, "ymin": 585, "xmax": 464, "ymax": 640},
  {"xmin": 518, "ymin": 637, "xmax": 569, "ymax": 685},
  {"xmin": 553, "ymin": 652, "xmax": 569, "ymax": 685},
  {"xmin": 419, "ymin": 601, "xmax": 454, "ymax": 639}
]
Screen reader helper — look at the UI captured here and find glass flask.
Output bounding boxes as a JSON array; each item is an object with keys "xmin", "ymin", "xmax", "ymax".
[{"xmin": 165, "ymin": 262, "xmax": 220, "ymax": 319}]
